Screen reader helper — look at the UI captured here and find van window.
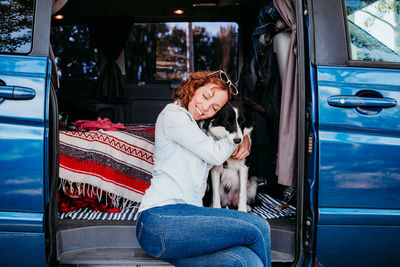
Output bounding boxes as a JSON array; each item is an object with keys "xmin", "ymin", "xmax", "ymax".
[
  {"xmin": 51, "ymin": 25, "xmax": 100, "ymax": 80},
  {"xmin": 124, "ymin": 22, "xmax": 239, "ymax": 81},
  {"xmin": 345, "ymin": 0, "xmax": 400, "ymax": 62},
  {"xmin": 0, "ymin": 0, "xmax": 34, "ymax": 54}
]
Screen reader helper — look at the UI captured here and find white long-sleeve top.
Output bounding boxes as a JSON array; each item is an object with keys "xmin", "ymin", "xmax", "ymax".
[{"xmin": 138, "ymin": 103, "xmax": 237, "ymax": 213}]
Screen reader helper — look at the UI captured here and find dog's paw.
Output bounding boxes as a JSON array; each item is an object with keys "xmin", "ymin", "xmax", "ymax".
[
  {"xmin": 246, "ymin": 205, "xmax": 252, "ymax": 212},
  {"xmin": 238, "ymin": 204, "xmax": 248, "ymax": 212}
]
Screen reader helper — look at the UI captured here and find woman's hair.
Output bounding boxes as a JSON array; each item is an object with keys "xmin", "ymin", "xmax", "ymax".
[{"xmin": 173, "ymin": 71, "xmax": 233, "ymax": 109}]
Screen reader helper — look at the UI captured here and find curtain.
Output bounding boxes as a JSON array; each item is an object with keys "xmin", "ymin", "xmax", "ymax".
[
  {"xmin": 273, "ymin": 0, "xmax": 298, "ymax": 187},
  {"xmin": 49, "ymin": 0, "xmax": 68, "ymax": 89},
  {"xmin": 89, "ymin": 18, "xmax": 133, "ymax": 102}
]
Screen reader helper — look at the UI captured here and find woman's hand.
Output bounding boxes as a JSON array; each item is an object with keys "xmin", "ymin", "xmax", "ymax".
[{"xmin": 231, "ymin": 135, "xmax": 250, "ymax": 160}]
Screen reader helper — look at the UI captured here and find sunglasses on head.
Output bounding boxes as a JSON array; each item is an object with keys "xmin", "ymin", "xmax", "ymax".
[{"xmin": 207, "ymin": 70, "xmax": 239, "ymax": 96}]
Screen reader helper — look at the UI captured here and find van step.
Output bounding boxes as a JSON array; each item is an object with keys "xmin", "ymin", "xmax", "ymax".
[
  {"xmin": 60, "ymin": 248, "xmax": 172, "ymax": 266},
  {"xmin": 60, "ymin": 248, "xmax": 294, "ymax": 266},
  {"xmin": 57, "ymin": 220, "xmax": 295, "ymax": 265}
]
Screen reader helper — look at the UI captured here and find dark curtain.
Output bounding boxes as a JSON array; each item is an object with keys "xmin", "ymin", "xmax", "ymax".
[{"xmin": 89, "ymin": 18, "xmax": 133, "ymax": 102}]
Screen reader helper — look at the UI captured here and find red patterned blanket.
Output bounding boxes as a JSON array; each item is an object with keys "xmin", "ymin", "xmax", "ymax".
[{"xmin": 59, "ymin": 124, "xmax": 155, "ymax": 209}]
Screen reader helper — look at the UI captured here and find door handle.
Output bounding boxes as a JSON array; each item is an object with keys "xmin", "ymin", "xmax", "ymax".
[
  {"xmin": 0, "ymin": 86, "xmax": 36, "ymax": 100},
  {"xmin": 327, "ymin": 95, "xmax": 397, "ymax": 108}
]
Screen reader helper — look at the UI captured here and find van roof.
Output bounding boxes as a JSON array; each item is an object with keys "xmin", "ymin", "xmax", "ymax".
[{"xmin": 55, "ymin": 0, "xmax": 245, "ymax": 24}]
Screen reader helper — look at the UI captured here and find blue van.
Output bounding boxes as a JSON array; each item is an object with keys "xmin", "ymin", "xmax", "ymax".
[{"xmin": 0, "ymin": 0, "xmax": 399, "ymax": 266}]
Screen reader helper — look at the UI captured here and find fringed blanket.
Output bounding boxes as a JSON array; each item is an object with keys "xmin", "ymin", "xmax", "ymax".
[
  {"xmin": 59, "ymin": 124, "xmax": 155, "ymax": 210},
  {"xmin": 58, "ymin": 193, "xmax": 296, "ymax": 221}
]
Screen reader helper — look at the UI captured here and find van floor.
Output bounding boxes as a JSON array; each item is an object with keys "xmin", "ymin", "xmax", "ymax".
[{"xmin": 56, "ymin": 216, "xmax": 295, "ymax": 266}]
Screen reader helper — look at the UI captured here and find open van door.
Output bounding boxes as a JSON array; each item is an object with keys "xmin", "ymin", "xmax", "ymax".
[
  {"xmin": 0, "ymin": 0, "xmax": 52, "ymax": 265},
  {"xmin": 310, "ymin": 0, "xmax": 400, "ymax": 265}
]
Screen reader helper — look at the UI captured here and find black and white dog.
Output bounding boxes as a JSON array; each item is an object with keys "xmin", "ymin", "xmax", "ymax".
[{"xmin": 204, "ymin": 98, "xmax": 265, "ymax": 212}]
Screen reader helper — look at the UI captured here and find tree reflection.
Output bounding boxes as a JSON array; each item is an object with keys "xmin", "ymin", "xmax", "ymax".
[
  {"xmin": 51, "ymin": 21, "xmax": 238, "ymax": 81},
  {"xmin": 0, "ymin": 0, "xmax": 34, "ymax": 53},
  {"xmin": 346, "ymin": 0, "xmax": 400, "ymax": 61},
  {"xmin": 125, "ymin": 22, "xmax": 238, "ymax": 81},
  {"xmin": 51, "ymin": 25, "xmax": 99, "ymax": 79}
]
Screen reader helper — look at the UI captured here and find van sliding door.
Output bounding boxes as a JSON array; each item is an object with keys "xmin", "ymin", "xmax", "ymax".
[{"xmin": 310, "ymin": 0, "xmax": 400, "ymax": 266}]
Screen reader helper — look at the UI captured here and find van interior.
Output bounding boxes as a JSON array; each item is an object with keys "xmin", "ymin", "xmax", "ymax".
[{"xmin": 49, "ymin": 0, "xmax": 305, "ymax": 266}]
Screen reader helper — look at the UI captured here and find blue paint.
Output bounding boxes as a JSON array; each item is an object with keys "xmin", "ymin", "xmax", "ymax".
[
  {"xmin": 317, "ymin": 66, "xmax": 400, "ymax": 210},
  {"xmin": 0, "ymin": 232, "xmax": 46, "ymax": 266},
  {"xmin": 0, "ymin": 211, "xmax": 43, "ymax": 232},
  {"xmin": 315, "ymin": 65, "xmax": 400, "ymax": 266},
  {"xmin": 0, "ymin": 54, "xmax": 48, "ymax": 266},
  {"xmin": 316, "ymin": 225, "xmax": 399, "ymax": 266}
]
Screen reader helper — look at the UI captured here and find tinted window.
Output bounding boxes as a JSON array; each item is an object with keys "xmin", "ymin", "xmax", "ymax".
[
  {"xmin": 51, "ymin": 25, "xmax": 100, "ymax": 80},
  {"xmin": 345, "ymin": 0, "xmax": 400, "ymax": 62},
  {"xmin": 125, "ymin": 22, "xmax": 239, "ymax": 81},
  {"xmin": 0, "ymin": 0, "xmax": 34, "ymax": 54}
]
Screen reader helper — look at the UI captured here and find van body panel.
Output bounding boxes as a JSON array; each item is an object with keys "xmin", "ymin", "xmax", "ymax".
[
  {"xmin": 0, "ymin": 54, "xmax": 49, "ymax": 265},
  {"xmin": 0, "ymin": 232, "xmax": 46, "ymax": 266},
  {"xmin": 310, "ymin": 1, "xmax": 400, "ymax": 264},
  {"xmin": 317, "ymin": 66, "xmax": 400, "ymax": 210},
  {"xmin": 315, "ymin": 66, "xmax": 400, "ymax": 265},
  {"xmin": 316, "ymin": 225, "xmax": 399, "ymax": 266},
  {"xmin": 0, "ymin": 55, "xmax": 49, "ymax": 213}
]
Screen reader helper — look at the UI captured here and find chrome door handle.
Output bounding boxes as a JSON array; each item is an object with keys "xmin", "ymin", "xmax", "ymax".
[
  {"xmin": 327, "ymin": 95, "xmax": 397, "ymax": 108},
  {"xmin": 0, "ymin": 85, "xmax": 36, "ymax": 100}
]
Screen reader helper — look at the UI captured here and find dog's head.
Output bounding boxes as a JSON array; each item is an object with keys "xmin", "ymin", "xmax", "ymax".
[{"xmin": 205, "ymin": 98, "xmax": 265, "ymax": 144}]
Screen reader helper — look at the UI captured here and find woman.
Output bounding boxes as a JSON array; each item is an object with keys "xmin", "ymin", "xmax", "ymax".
[{"xmin": 136, "ymin": 70, "xmax": 271, "ymax": 267}]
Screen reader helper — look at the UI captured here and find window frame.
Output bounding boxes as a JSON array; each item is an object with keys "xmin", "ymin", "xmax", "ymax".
[
  {"xmin": 343, "ymin": 0, "xmax": 400, "ymax": 68},
  {"xmin": 0, "ymin": 0, "xmax": 51, "ymax": 56},
  {"xmin": 31, "ymin": 0, "xmax": 52, "ymax": 56},
  {"xmin": 309, "ymin": 0, "xmax": 400, "ymax": 69}
]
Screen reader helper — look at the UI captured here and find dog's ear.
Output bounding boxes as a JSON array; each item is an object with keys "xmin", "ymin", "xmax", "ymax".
[
  {"xmin": 203, "ymin": 116, "xmax": 218, "ymax": 129},
  {"xmin": 203, "ymin": 118, "xmax": 212, "ymax": 129}
]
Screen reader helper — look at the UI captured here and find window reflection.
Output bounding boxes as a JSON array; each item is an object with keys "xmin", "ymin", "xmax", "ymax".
[
  {"xmin": 346, "ymin": 0, "xmax": 400, "ymax": 62},
  {"xmin": 50, "ymin": 21, "xmax": 238, "ymax": 81},
  {"xmin": 51, "ymin": 25, "xmax": 100, "ymax": 80},
  {"xmin": 125, "ymin": 22, "xmax": 239, "ymax": 81},
  {"xmin": 0, "ymin": 0, "xmax": 34, "ymax": 54}
]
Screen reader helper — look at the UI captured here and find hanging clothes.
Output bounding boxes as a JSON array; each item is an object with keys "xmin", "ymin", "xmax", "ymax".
[
  {"xmin": 273, "ymin": 0, "xmax": 298, "ymax": 187},
  {"xmin": 243, "ymin": 3, "xmax": 283, "ymax": 183}
]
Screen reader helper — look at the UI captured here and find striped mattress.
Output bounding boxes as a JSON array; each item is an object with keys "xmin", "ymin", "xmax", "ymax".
[{"xmin": 58, "ymin": 193, "xmax": 295, "ymax": 221}]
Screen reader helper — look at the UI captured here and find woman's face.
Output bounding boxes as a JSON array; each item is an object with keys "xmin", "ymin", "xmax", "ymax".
[{"xmin": 187, "ymin": 83, "xmax": 229, "ymax": 121}]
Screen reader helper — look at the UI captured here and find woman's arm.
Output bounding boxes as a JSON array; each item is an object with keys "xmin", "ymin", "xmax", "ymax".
[{"xmin": 162, "ymin": 108, "xmax": 237, "ymax": 165}]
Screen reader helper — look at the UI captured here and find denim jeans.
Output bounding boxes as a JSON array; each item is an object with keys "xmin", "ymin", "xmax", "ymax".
[{"xmin": 136, "ymin": 204, "xmax": 271, "ymax": 267}]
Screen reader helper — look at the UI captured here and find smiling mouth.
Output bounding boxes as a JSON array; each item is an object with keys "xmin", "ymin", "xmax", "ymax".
[{"xmin": 196, "ymin": 105, "xmax": 204, "ymax": 116}]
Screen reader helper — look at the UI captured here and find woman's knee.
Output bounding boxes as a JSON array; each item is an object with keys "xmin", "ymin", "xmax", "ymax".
[
  {"xmin": 250, "ymin": 214, "xmax": 271, "ymax": 238},
  {"xmin": 220, "ymin": 246, "xmax": 263, "ymax": 267}
]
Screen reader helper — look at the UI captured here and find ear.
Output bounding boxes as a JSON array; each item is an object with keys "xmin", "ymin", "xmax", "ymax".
[{"xmin": 203, "ymin": 117, "xmax": 216, "ymax": 129}]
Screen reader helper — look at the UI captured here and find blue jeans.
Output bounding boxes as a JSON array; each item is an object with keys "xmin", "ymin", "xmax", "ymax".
[{"xmin": 136, "ymin": 204, "xmax": 271, "ymax": 267}]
